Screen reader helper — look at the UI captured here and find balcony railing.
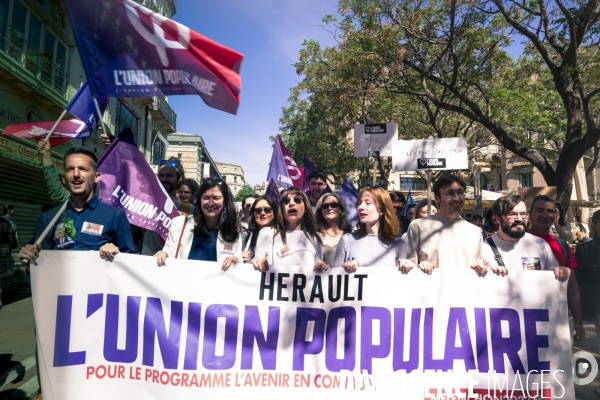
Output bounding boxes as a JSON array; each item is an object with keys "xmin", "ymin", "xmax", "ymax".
[
  {"xmin": 151, "ymin": 96, "xmax": 177, "ymax": 133},
  {"xmin": 0, "ymin": 24, "xmax": 67, "ymax": 97}
]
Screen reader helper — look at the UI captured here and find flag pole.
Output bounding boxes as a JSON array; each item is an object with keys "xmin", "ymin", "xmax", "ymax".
[
  {"xmin": 42, "ymin": 109, "xmax": 68, "ymax": 143},
  {"xmin": 92, "ymin": 97, "xmax": 108, "ymax": 136}
]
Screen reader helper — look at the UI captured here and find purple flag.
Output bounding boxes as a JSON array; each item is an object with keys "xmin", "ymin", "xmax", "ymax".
[
  {"xmin": 339, "ymin": 177, "xmax": 359, "ymax": 228},
  {"xmin": 98, "ymin": 128, "xmax": 180, "ymax": 240},
  {"xmin": 265, "ymin": 179, "xmax": 281, "ymax": 208},
  {"xmin": 66, "ymin": 80, "xmax": 109, "ymax": 132},
  {"xmin": 266, "ymin": 135, "xmax": 303, "ymax": 188},
  {"xmin": 303, "ymin": 150, "xmax": 332, "ymax": 194},
  {"xmin": 64, "ymin": 0, "xmax": 243, "ymax": 114}
]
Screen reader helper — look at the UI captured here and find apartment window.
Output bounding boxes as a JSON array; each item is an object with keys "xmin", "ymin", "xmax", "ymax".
[
  {"xmin": 151, "ymin": 131, "xmax": 165, "ymax": 166},
  {"xmin": 115, "ymin": 100, "xmax": 139, "ymax": 144},
  {"xmin": 223, "ymin": 166, "xmax": 227, "ymax": 171},
  {"xmin": 400, "ymin": 177, "xmax": 425, "ymax": 191},
  {"xmin": 234, "ymin": 176, "xmax": 237, "ymax": 183},
  {"xmin": 0, "ymin": 0, "xmax": 69, "ymax": 95},
  {"xmin": 519, "ymin": 173, "xmax": 533, "ymax": 188}
]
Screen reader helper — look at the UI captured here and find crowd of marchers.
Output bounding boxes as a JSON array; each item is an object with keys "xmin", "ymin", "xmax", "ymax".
[{"xmin": 13, "ymin": 144, "xmax": 600, "ymax": 388}]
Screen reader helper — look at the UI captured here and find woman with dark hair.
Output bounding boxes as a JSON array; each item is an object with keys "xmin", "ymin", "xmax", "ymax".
[
  {"xmin": 333, "ymin": 187, "xmax": 405, "ymax": 272},
  {"xmin": 177, "ymin": 178, "xmax": 199, "ymax": 203},
  {"xmin": 315, "ymin": 193, "xmax": 351, "ymax": 266},
  {"xmin": 241, "ymin": 196, "xmax": 278, "ymax": 262},
  {"xmin": 155, "ymin": 179, "xmax": 241, "ymax": 270},
  {"xmin": 252, "ymin": 187, "xmax": 327, "ymax": 272},
  {"xmin": 551, "ymin": 202, "xmax": 573, "ymax": 242}
]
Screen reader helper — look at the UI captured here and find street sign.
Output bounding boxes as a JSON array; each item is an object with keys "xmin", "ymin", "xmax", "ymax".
[
  {"xmin": 354, "ymin": 123, "xmax": 398, "ymax": 157},
  {"xmin": 392, "ymin": 137, "xmax": 468, "ymax": 171}
]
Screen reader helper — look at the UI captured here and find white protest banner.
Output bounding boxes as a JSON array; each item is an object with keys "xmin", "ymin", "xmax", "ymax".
[
  {"xmin": 354, "ymin": 123, "xmax": 398, "ymax": 157},
  {"xmin": 32, "ymin": 251, "xmax": 574, "ymax": 399},
  {"xmin": 392, "ymin": 137, "xmax": 468, "ymax": 171}
]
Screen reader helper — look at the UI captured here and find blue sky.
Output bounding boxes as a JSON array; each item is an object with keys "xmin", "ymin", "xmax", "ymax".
[{"xmin": 168, "ymin": 0, "xmax": 340, "ymax": 185}]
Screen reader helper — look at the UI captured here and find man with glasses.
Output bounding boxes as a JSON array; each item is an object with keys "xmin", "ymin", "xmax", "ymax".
[
  {"xmin": 575, "ymin": 210, "xmax": 600, "ymax": 398},
  {"xmin": 528, "ymin": 195, "xmax": 584, "ymax": 343},
  {"xmin": 399, "ymin": 174, "xmax": 482, "ymax": 273},
  {"xmin": 475, "ymin": 195, "xmax": 566, "ymax": 276}
]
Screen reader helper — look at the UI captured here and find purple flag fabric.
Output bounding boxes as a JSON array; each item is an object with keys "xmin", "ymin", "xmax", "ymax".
[
  {"xmin": 64, "ymin": 0, "xmax": 243, "ymax": 114},
  {"xmin": 339, "ymin": 177, "xmax": 359, "ymax": 228},
  {"xmin": 265, "ymin": 179, "xmax": 281, "ymax": 208},
  {"xmin": 98, "ymin": 128, "xmax": 180, "ymax": 240},
  {"xmin": 302, "ymin": 150, "xmax": 316, "ymax": 191},
  {"xmin": 266, "ymin": 135, "xmax": 303, "ymax": 188},
  {"xmin": 66, "ymin": 81, "xmax": 109, "ymax": 133}
]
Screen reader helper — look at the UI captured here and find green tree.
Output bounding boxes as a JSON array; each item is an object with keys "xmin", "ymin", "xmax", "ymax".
[
  {"xmin": 307, "ymin": 0, "xmax": 600, "ymax": 209},
  {"xmin": 234, "ymin": 184, "xmax": 257, "ymax": 202}
]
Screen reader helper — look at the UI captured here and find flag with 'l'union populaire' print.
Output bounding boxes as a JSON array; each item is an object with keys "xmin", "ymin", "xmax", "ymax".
[{"xmin": 64, "ymin": 0, "xmax": 243, "ymax": 114}]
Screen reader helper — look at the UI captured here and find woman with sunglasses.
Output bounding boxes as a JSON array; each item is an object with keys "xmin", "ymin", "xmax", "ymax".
[
  {"xmin": 334, "ymin": 186, "xmax": 405, "ymax": 272},
  {"xmin": 155, "ymin": 179, "xmax": 242, "ymax": 270},
  {"xmin": 315, "ymin": 193, "xmax": 352, "ymax": 267},
  {"xmin": 252, "ymin": 188, "xmax": 328, "ymax": 272},
  {"xmin": 241, "ymin": 196, "xmax": 278, "ymax": 262}
]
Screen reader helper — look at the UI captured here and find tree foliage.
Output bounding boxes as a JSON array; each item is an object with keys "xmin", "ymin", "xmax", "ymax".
[
  {"xmin": 234, "ymin": 184, "xmax": 257, "ymax": 202},
  {"xmin": 282, "ymin": 0, "xmax": 600, "ymax": 207}
]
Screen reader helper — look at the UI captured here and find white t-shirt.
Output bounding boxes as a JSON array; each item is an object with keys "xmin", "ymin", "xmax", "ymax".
[
  {"xmin": 480, "ymin": 232, "xmax": 558, "ymax": 271},
  {"xmin": 255, "ymin": 227, "xmax": 323, "ymax": 267}
]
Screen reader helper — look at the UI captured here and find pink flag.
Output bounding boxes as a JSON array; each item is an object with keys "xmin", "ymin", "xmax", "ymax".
[
  {"xmin": 1, "ymin": 119, "xmax": 89, "ymax": 147},
  {"xmin": 266, "ymin": 135, "xmax": 304, "ymax": 188}
]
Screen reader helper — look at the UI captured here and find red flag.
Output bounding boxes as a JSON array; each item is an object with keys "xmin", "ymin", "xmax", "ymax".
[{"xmin": 1, "ymin": 119, "xmax": 89, "ymax": 147}]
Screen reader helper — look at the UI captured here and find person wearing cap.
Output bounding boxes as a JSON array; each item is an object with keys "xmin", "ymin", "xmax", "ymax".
[{"xmin": 575, "ymin": 210, "xmax": 600, "ymax": 399}]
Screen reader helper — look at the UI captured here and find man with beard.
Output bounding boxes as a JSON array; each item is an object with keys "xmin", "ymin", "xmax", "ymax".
[
  {"xmin": 17, "ymin": 147, "xmax": 136, "ymax": 262},
  {"xmin": 307, "ymin": 170, "xmax": 329, "ymax": 212},
  {"xmin": 399, "ymin": 174, "xmax": 482, "ymax": 273},
  {"xmin": 476, "ymin": 195, "xmax": 566, "ymax": 277},
  {"xmin": 141, "ymin": 158, "xmax": 185, "ymax": 255},
  {"xmin": 528, "ymin": 195, "xmax": 584, "ymax": 343}
]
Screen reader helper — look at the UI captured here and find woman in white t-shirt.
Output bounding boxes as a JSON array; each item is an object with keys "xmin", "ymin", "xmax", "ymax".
[{"xmin": 252, "ymin": 187, "xmax": 327, "ymax": 272}]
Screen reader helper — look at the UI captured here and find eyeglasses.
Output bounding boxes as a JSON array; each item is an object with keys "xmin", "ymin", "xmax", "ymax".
[
  {"xmin": 282, "ymin": 195, "xmax": 303, "ymax": 206},
  {"xmin": 177, "ymin": 190, "xmax": 192, "ymax": 196},
  {"xmin": 321, "ymin": 202, "xmax": 339, "ymax": 210},
  {"xmin": 253, "ymin": 207, "xmax": 273, "ymax": 215},
  {"xmin": 505, "ymin": 212, "xmax": 529, "ymax": 220},
  {"xmin": 160, "ymin": 159, "xmax": 180, "ymax": 168},
  {"xmin": 393, "ymin": 206, "xmax": 403, "ymax": 212},
  {"xmin": 244, "ymin": 203, "xmax": 253, "ymax": 208}
]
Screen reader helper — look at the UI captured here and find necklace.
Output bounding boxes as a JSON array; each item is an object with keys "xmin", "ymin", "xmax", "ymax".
[{"xmin": 324, "ymin": 228, "xmax": 342, "ymax": 237}]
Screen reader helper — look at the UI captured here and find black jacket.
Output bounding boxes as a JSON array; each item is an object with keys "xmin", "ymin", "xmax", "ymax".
[{"xmin": 574, "ymin": 237, "xmax": 600, "ymax": 318}]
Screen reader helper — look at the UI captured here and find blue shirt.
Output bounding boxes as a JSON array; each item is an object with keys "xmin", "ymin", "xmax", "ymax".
[
  {"xmin": 188, "ymin": 228, "xmax": 218, "ymax": 262},
  {"xmin": 36, "ymin": 196, "xmax": 137, "ymax": 253}
]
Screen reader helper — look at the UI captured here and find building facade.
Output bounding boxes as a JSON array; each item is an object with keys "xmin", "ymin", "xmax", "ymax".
[
  {"xmin": 0, "ymin": 0, "xmax": 177, "ymax": 285},
  {"xmin": 215, "ymin": 162, "xmax": 245, "ymax": 196},
  {"xmin": 164, "ymin": 131, "xmax": 221, "ymax": 182}
]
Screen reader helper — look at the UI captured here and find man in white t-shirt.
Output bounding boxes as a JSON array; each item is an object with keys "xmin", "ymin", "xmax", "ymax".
[
  {"xmin": 475, "ymin": 194, "xmax": 570, "ymax": 282},
  {"xmin": 399, "ymin": 174, "xmax": 482, "ymax": 273}
]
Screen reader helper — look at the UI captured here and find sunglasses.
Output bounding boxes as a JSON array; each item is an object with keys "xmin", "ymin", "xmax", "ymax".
[
  {"xmin": 244, "ymin": 203, "xmax": 253, "ymax": 208},
  {"xmin": 203, "ymin": 178, "xmax": 224, "ymax": 185},
  {"xmin": 160, "ymin": 159, "xmax": 180, "ymax": 168},
  {"xmin": 253, "ymin": 207, "xmax": 273, "ymax": 215},
  {"xmin": 321, "ymin": 202, "xmax": 339, "ymax": 210},
  {"xmin": 281, "ymin": 195, "xmax": 303, "ymax": 206},
  {"xmin": 393, "ymin": 206, "xmax": 403, "ymax": 212}
]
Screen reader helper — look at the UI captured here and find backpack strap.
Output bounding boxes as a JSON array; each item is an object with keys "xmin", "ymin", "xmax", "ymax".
[
  {"xmin": 486, "ymin": 237, "xmax": 505, "ymax": 267},
  {"xmin": 555, "ymin": 237, "xmax": 571, "ymax": 268}
]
